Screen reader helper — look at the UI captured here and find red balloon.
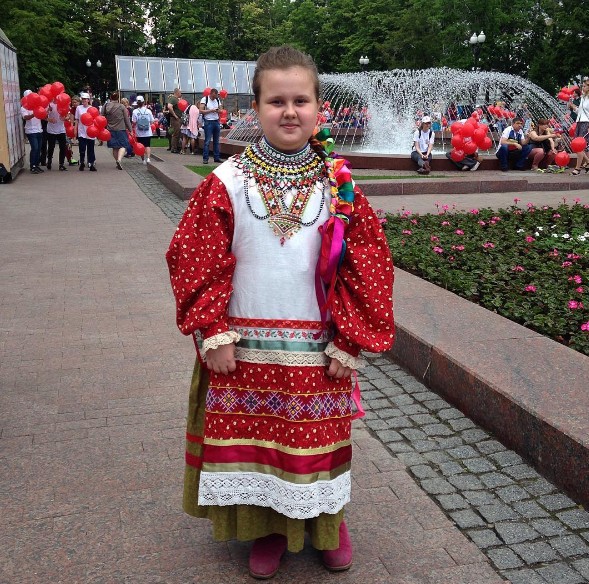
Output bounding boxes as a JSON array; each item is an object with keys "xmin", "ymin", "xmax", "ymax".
[
  {"xmin": 133, "ymin": 142, "xmax": 145, "ymax": 156},
  {"xmin": 461, "ymin": 123, "xmax": 475, "ymax": 138},
  {"xmin": 80, "ymin": 112, "xmax": 94, "ymax": 126},
  {"xmin": 66, "ymin": 125, "xmax": 75, "ymax": 138},
  {"xmin": 441, "ymin": 116, "xmax": 448, "ymax": 127},
  {"xmin": 177, "ymin": 99, "xmax": 189, "ymax": 112},
  {"xmin": 555, "ymin": 151, "xmax": 570, "ymax": 167},
  {"xmin": 450, "ymin": 122, "xmax": 463, "ymax": 135},
  {"xmin": 451, "ymin": 133, "xmax": 464, "ymax": 148},
  {"xmin": 570, "ymin": 137, "xmax": 587, "ymax": 153},
  {"xmin": 27, "ymin": 92, "xmax": 41, "ymax": 109},
  {"xmin": 473, "ymin": 128, "xmax": 487, "ymax": 144},
  {"xmin": 128, "ymin": 132, "xmax": 136, "ymax": 145},
  {"xmin": 86, "ymin": 124, "xmax": 99, "ymax": 138},
  {"xmin": 56, "ymin": 92, "xmax": 71, "ymax": 105},
  {"xmin": 569, "ymin": 123, "xmax": 577, "ymax": 138},
  {"xmin": 20, "ymin": 96, "xmax": 29, "ymax": 108},
  {"xmin": 51, "ymin": 81, "xmax": 65, "ymax": 97},
  {"xmin": 150, "ymin": 123, "xmax": 158, "ymax": 133},
  {"xmin": 98, "ymin": 128, "xmax": 112, "ymax": 142},
  {"xmin": 203, "ymin": 87, "xmax": 211, "ymax": 97},
  {"xmin": 480, "ymin": 136, "xmax": 493, "ymax": 150},
  {"xmin": 33, "ymin": 106, "xmax": 47, "ymax": 119},
  {"xmin": 87, "ymin": 106, "xmax": 99, "ymax": 118},
  {"xmin": 38, "ymin": 95, "xmax": 49, "ymax": 108},
  {"xmin": 94, "ymin": 115, "xmax": 107, "ymax": 129},
  {"xmin": 450, "ymin": 149, "xmax": 465, "ymax": 162},
  {"xmin": 463, "ymin": 140, "xmax": 478, "ymax": 155},
  {"xmin": 64, "ymin": 119, "xmax": 72, "ymax": 128},
  {"xmin": 219, "ymin": 89, "xmax": 228, "ymax": 99},
  {"xmin": 57, "ymin": 105, "xmax": 70, "ymax": 116},
  {"xmin": 40, "ymin": 84, "xmax": 53, "ymax": 100}
]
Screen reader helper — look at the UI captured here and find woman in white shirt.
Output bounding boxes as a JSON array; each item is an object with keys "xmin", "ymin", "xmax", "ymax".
[
  {"xmin": 570, "ymin": 78, "xmax": 589, "ymax": 175},
  {"xmin": 46, "ymin": 100, "xmax": 68, "ymax": 171}
]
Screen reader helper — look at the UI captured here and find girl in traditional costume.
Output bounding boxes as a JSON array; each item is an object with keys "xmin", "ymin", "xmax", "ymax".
[{"xmin": 166, "ymin": 46, "xmax": 395, "ymax": 579}]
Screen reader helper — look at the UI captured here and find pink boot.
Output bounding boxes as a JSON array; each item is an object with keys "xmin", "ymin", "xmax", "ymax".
[
  {"xmin": 249, "ymin": 533, "xmax": 287, "ymax": 579},
  {"xmin": 322, "ymin": 521, "xmax": 353, "ymax": 571}
]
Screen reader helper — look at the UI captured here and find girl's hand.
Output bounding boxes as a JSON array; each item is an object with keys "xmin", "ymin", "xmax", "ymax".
[
  {"xmin": 206, "ymin": 343, "xmax": 236, "ymax": 375},
  {"xmin": 327, "ymin": 357, "xmax": 353, "ymax": 379}
]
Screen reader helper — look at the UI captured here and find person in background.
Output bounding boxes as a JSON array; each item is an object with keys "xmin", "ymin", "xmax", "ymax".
[
  {"xmin": 20, "ymin": 89, "xmax": 44, "ymax": 174},
  {"xmin": 570, "ymin": 78, "xmax": 589, "ymax": 176},
  {"xmin": 199, "ymin": 88, "xmax": 221, "ymax": 164},
  {"xmin": 495, "ymin": 117, "xmax": 531, "ymax": 172},
  {"xmin": 167, "ymin": 87, "xmax": 183, "ymax": 153},
  {"xmin": 411, "ymin": 116, "xmax": 435, "ymax": 175},
  {"xmin": 102, "ymin": 91, "xmax": 133, "ymax": 170},
  {"xmin": 46, "ymin": 97, "xmax": 68, "ymax": 171},
  {"xmin": 527, "ymin": 119, "xmax": 558, "ymax": 171},
  {"xmin": 131, "ymin": 95, "xmax": 154, "ymax": 164}
]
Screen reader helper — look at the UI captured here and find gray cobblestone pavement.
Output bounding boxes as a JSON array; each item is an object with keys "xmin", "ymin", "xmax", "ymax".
[{"xmin": 130, "ymin": 163, "xmax": 589, "ymax": 584}]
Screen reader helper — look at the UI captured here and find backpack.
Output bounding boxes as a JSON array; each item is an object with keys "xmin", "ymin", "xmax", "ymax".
[
  {"xmin": 181, "ymin": 104, "xmax": 191, "ymax": 126},
  {"xmin": 136, "ymin": 108, "xmax": 151, "ymax": 132}
]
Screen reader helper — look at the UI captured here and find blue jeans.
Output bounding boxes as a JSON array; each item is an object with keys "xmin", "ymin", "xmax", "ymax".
[
  {"xmin": 203, "ymin": 119, "xmax": 220, "ymax": 161},
  {"xmin": 27, "ymin": 132, "xmax": 43, "ymax": 169},
  {"xmin": 496, "ymin": 144, "xmax": 532, "ymax": 170}
]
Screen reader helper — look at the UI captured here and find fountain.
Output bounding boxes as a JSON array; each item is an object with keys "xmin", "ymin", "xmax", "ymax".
[{"xmin": 224, "ymin": 68, "xmax": 573, "ymax": 168}]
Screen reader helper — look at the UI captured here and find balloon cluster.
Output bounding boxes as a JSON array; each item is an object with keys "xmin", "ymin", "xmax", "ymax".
[
  {"xmin": 448, "ymin": 111, "xmax": 493, "ymax": 162},
  {"xmin": 79, "ymin": 106, "xmax": 111, "ymax": 141},
  {"xmin": 487, "ymin": 105, "xmax": 516, "ymax": 120},
  {"xmin": 556, "ymin": 85, "xmax": 579, "ymax": 102},
  {"xmin": 21, "ymin": 81, "xmax": 71, "ymax": 120},
  {"xmin": 127, "ymin": 132, "xmax": 145, "ymax": 157}
]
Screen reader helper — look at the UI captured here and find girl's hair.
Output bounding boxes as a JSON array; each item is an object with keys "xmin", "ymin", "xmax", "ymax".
[
  {"xmin": 252, "ymin": 45, "xmax": 319, "ymax": 102},
  {"xmin": 110, "ymin": 91, "xmax": 119, "ymax": 101},
  {"xmin": 534, "ymin": 119, "xmax": 549, "ymax": 134},
  {"xmin": 121, "ymin": 97, "xmax": 129, "ymax": 106}
]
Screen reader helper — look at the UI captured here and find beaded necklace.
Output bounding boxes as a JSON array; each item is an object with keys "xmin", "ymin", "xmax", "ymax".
[{"xmin": 234, "ymin": 138, "xmax": 327, "ymax": 245}]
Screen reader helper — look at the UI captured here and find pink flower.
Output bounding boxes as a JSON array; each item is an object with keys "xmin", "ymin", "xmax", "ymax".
[
  {"xmin": 577, "ymin": 286, "xmax": 584, "ymax": 294},
  {"xmin": 549, "ymin": 249, "xmax": 560, "ymax": 257},
  {"xmin": 451, "ymin": 245, "xmax": 465, "ymax": 251},
  {"xmin": 430, "ymin": 235, "xmax": 440, "ymax": 242},
  {"xmin": 574, "ymin": 198, "xmax": 581, "ymax": 204},
  {"xmin": 470, "ymin": 209, "xmax": 479, "ymax": 215},
  {"xmin": 442, "ymin": 204, "xmax": 449, "ymax": 211},
  {"xmin": 568, "ymin": 275, "xmax": 583, "ymax": 284},
  {"xmin": 526, "ymin": 202, "xmax": 534, "ymax": 208},
  {"xmin": 441, "ymin": 221, "xmax": 451, "ymax": 226},
  {"xmin": 483, "ymin": 242, "xmax": 495, "ymax": 249},
  {"xmin": 491, "ymin": 216, "xmax": 501, "ymax": 222},
  {"xmin": 568, "ymin": 300, "xmax": 584, "ymax": 310},
  {"xmin": 432, "ymin": 246, "xmax": 444, "ymax": 254},
  {"xmin": 553, "ymin": 213, "xmax": 561, "ymax": 218},
  {"xmin": 581, "ymin": 321, "xmax": 589, "ymax": 332},
  {"xmin": 402, "ymin": 230, "xmax": 412, "ymax": 235},
  {"xmin": 525, "ymin": 236, "xmax": 535, "ymax": 243},
  {"xmin": 567, "ymin": 253, "xmax": 581, "ymax": 260},
  {"xmin": 524, "ymin": 285, "xmax": 536, "ymax": 293},
  {"xmin": 410, "ymin": 219, "xmax": 418, "ymax": 225},
  {"xmin": 479, "ymin": 221, "xmax": 486, "ymax": 226},
  {"xmin": 455, "ymin": 229, "xmax": 464, "ymax": 235},
  {"xmin": 562, "ymin": 261, "xmax": 573, "ymax": 267},
  {"xmin": 514, "ymin": 197, "xmax": 521, "ymax": 204},
  {"xmin": 512, "ymin": 265, "xmax": 525, "ymax": 272}
]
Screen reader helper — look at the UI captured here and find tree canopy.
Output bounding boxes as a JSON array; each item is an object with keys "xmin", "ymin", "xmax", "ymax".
[{"xmin": 3, "ymin": 0, "xmax": 588, "ymax": 96}]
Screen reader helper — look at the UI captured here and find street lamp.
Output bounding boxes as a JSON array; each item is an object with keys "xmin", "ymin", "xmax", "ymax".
[
  {"xmin": 359, "ymin": 55, "xmax": 370, "ymax": 71},
  {"xmin": 468, "ymin": 31, "xmax": 486, "ymax": 70},
  {"xmin": 86, "ymin": 59, "xmax": 103, "ymax": 101}
]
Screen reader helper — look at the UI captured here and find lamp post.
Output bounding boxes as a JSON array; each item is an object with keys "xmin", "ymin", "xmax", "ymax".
[
  {"xmin": 86, "ymin": 59, "xmax": 102, "ymax": 102},
  {"xmin": 359, "ymin": 55, "xmax": 370, "ymax": 72},
  {"xmin": 468, "ymin": 31, "xmax": 486, "ymax": 70}
]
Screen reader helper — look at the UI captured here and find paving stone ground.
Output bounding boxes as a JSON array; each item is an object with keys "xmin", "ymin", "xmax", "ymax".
[
  {"xmin": 1, "ymin": 148, "xmax": 587, "ymax": 583},
  {"xmin": 130, "ymin": 158, "xmax": 589, "ymax": 584}
]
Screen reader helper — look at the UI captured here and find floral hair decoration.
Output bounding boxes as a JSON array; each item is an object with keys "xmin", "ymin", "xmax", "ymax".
[
  {"xmin": 312, "ymin": 128, "xmax": 364, "ymax": 419},
  {"xmin": 313, "ymin": 127, "xmax": 356, "ymax": 329}
]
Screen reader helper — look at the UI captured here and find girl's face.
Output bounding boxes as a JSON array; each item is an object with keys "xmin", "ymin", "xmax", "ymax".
[{"xmin": 253, "ymin": 66, "xmax": 320, "ymax": 153}]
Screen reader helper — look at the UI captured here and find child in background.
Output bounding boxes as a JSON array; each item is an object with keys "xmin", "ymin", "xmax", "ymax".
[{"xmin": 166, "ymin": 45, "xmax": 394, "ymax": 580}]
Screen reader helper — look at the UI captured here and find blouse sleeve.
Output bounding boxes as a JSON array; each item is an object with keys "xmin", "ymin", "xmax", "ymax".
[
  {"xmin": 329, "ymin": 186, "xmax": 394, "ymax": 358},
  {"xmin": 166, "ymin": 173, "xmax": 236, "ymax": 340}
]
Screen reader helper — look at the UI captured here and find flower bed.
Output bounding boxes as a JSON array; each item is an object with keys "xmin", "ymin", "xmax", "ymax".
[{"xmin": 382, "ymin": 198, "xmax": 589, "ymax": 356}]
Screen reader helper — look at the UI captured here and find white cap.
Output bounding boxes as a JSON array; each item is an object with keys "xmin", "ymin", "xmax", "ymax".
[
  {"xmin": 80, "ymin": 92, "xmax": 90, "ymax": 99},
  {"xmin": 421, "ymin": 116, "xmax": 432, "ymax": 123},
  {"xmin": 23, "ymin": 89, "xmax": 32, "ymax": 97},
  {"xmin": 136, "ymin": 95, "xmax": 144, "ymax": 102}
]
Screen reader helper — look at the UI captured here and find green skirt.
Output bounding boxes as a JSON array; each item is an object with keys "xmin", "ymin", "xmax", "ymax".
[{"xmin": 183, "ymin": 360, "xmax": 345, "ymax": 553}]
